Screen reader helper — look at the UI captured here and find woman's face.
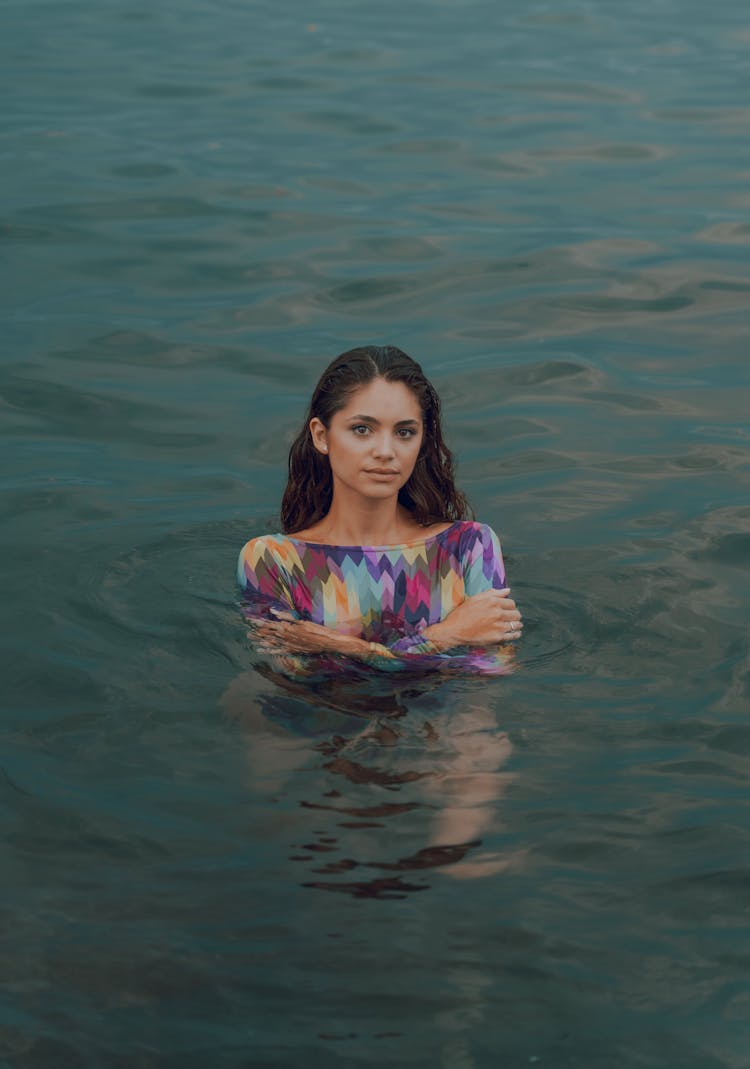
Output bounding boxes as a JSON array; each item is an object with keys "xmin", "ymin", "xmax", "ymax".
[{"xmin": 310, "ymin": 377, "xmax": 424, "ymax": 502}]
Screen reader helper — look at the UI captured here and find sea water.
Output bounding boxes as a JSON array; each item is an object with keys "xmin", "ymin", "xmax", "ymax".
[{"xmin": 3, "ymin": 0, "xmax": 750, "ymax": 1065}]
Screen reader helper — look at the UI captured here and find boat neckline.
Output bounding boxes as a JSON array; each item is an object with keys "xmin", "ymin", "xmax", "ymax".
[{"xmin": 281, "ymin": 520, "xmax": 467, "ymax": 552}]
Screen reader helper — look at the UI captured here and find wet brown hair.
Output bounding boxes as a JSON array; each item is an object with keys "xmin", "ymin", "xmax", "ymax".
[{"xmin": 280, "ymin": 345, "xmax": 472, "ymax": 534}]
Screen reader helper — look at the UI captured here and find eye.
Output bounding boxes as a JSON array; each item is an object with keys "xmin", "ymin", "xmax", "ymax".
[
  {"xmin": 351, "ymin": 424, "xmax": 371, "ymax": 436},
  {"xmin": 396, "ymin": 427, "xmax": 418, "ymax": 438}
]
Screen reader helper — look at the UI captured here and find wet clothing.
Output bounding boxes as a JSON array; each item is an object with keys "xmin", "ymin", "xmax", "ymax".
[{"xmin": 237, "ymin": 520, "xmax": 510, "ymax": 675}]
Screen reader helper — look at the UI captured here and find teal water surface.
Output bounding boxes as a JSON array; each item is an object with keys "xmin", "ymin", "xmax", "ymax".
[{"xmin": 3, "ymin": 1, "xmax": 750, "ymax": 1066}]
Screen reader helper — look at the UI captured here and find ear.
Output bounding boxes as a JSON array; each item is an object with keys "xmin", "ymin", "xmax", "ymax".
[{"xmin": 309, "ymin": 417, "xmax": 328, "ymax": 455}]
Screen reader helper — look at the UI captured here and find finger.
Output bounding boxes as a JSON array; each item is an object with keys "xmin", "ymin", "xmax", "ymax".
[
  {"xmin": 251, "ymin": 623, "xmax": 289, "ymax": 641},
  {"xmin": 487, "ymin": 590, "xmax": 515, "ymax": 609},
  {"xmin": 269, "ymin": 608, "xmax": 297, "ymax": 622},
  {"xmin": 470, "ymin": 588, "xmax": 510, "ymax": 602}
]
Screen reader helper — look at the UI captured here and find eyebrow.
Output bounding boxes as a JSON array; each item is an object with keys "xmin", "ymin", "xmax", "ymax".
[{"xmin": 348, "ymin": 414, "xmax": 421, "ymax": 426}]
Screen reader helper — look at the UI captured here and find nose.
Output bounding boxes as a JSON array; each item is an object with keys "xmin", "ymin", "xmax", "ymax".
[{"xmin": 372, "ymin": 431, "xmax": 395, "ymax": 459}]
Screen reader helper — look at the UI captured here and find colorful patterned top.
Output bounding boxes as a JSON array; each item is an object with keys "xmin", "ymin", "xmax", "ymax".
[{"xmin": 237, "ymin": 520, "xmax": 511, "ymax": 676}]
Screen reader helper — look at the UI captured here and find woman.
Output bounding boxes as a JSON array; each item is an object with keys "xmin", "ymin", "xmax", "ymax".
[{"xmin": 237, "ymin": 345, "xmax": 522, "ymax": 674}]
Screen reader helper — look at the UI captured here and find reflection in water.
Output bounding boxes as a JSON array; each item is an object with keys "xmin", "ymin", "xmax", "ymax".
[{"xmin": 222, "ymin": 662, "xmax": 521, "ymax": 897}]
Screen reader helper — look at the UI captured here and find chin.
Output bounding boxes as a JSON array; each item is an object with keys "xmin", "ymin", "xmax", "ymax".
[
  {"xmin": 361, "ymin": 480, "xmax": 404, "ymax": 498},
  {"xmin": 362, "ymin": 486, "xmax": 400, "ymax": 500}
]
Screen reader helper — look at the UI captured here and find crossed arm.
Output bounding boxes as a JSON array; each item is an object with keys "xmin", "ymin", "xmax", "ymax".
[{"xmin": 250, "ymin": 588, "xmax": 523, "ymax": 661}]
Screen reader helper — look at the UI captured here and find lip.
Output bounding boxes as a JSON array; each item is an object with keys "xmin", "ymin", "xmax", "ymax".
[{"xmin": 364, "ymin": 469, "xmax": 399, "ymax": 476}]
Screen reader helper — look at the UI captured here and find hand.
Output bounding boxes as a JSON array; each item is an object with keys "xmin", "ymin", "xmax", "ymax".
[
  {"xmin": 251, "ymin": 617, "xmax": 336, "ymax": 655},
  {"xmin": 249, "ymin": 612, "xmax": 370, "ymax": 657},
  {"xmin": 424, "ymin": 588, "xmax": 523, "ymax": 650}
]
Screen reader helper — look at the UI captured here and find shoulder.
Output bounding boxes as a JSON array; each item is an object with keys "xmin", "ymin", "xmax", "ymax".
[
  {"xmin": 238, "ymin": 533, "xmax": 289, "ymax": 564},
  {"xmin": 452, "ymin": 521, "xmax": 504, "ymax": 569},
  {"xmin": 446, "ymin": 520, "xmax": 502, "ymax": 551},
  {"xmin": 237, "ymin": 533, "xmax": 299, "ymax": 584},
  {"xmin": 453, "ymin": 521, "xmax": 506, "ymax": 587}
]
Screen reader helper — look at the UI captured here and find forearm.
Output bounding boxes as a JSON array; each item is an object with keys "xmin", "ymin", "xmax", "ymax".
[
  {"xmin": 306, "ymin": 628, "xmax": 411, "ymax": 673},
  {"xmin": 254, "ymin": 617, "xmax": 400, "ymax": 664},
  {"xmin": 421, "ymin": 619, "xmax": 458, "ymax": 652},
  {"xmin": 321, "ymin": 630, "xmax": 395, "ymax": 661},
  {"xmin": 325, "ymin": 621, "xmax": 450, "ymax": 660},
  {"xmin": 422, "ymin": 588, "xmax": 523, "ymax": 650}
]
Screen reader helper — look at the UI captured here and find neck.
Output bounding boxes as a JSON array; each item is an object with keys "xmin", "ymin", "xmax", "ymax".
[{"xmin": 316, "ymin": 493, "xmax": 417, "ymax": 546}]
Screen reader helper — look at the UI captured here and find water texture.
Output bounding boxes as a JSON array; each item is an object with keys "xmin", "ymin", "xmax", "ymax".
[{"xmin": 2, "ymin": 0, "xmax": 750, "ymax": 1065}]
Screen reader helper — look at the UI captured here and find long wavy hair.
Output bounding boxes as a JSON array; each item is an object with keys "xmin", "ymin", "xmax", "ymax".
[{"xmin": 280, "ymin": 345, "xmax": 472, "ymax": 534}]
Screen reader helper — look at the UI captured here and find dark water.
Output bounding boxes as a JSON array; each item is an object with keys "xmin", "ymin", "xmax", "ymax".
[{"xmin": 3, "ymin": 0, "xmax": 750, "ymax": 1065}]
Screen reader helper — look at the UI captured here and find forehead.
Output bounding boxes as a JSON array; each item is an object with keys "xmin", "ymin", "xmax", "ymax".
[{"xmin": 338, "ymin": 377, "xmax": 421, "ymax": 419}]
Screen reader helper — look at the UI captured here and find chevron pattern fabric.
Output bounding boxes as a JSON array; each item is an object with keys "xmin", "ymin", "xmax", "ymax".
[{"xmin": 237, "ymin": 521, "xmax": 507, "ymax": 665}]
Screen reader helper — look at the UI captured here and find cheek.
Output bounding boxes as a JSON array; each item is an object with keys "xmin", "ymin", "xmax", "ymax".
[{"xmin": 329, "ymin": 434, "xmax": 366, "ymax": 465}]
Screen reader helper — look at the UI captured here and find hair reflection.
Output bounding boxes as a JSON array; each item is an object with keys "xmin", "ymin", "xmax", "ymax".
[{"xmin": 222, "ymin": 662, "xmax": 521, "ymax": 896}]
